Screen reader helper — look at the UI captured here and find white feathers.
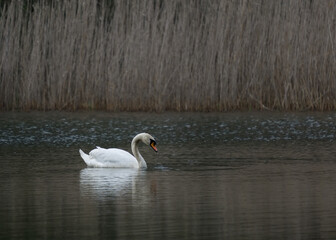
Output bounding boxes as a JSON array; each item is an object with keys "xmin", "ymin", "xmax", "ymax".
[{"xmin": 79, "ymin": 133, "xmax": 156, "ymax": 169}]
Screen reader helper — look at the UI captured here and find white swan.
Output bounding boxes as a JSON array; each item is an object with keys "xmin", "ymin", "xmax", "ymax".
[{"xmin": 79, "ymin": 133, "xmax": 157, "ymax": 169}]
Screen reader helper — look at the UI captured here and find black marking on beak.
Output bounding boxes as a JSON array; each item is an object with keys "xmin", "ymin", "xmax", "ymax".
[{"xmin": 150, "ymin": 139, "xmax": 158, "ymax": 152}]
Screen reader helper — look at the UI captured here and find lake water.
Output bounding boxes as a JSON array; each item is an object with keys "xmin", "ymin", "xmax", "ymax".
[{"xmin": 1, "ymin": 112, "xmax": 336, "ymax": 239}]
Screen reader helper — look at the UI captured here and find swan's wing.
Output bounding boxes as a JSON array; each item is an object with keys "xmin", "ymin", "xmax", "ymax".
[{"xmin": 88, "ymin": 148, "xmax": 138, "ymax": 168}]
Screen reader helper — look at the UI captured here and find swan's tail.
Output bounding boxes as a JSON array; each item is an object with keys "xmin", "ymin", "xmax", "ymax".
[{"xmin": 79, "ymin": 149, "xmax": 91, "ymax": 166}]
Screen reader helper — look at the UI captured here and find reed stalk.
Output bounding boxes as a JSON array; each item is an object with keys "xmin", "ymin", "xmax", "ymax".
[{"xmin": 0, "ymin": 0, "xmax": 335, "ymax": 111}]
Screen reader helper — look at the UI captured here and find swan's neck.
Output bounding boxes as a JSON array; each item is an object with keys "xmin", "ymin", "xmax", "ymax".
[{"xmin": 131, "ymin": 135, "xmax": 147, "ymax": 168}]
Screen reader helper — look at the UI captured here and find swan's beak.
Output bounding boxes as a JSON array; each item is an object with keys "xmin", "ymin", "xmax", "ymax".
[{"xmin": 150, "ymin": 142, "xmax": 158, "ymax": 152}]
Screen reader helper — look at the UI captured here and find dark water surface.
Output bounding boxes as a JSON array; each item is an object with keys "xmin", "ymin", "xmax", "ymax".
[{"xmin": 1, "ymin": 112, "xmax": 336, "ymax": 239}]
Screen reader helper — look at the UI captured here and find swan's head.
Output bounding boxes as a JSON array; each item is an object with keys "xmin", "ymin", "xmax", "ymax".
[{"xmin": 141, "ymin": 133, "xmax": 158, "ymax": 152}]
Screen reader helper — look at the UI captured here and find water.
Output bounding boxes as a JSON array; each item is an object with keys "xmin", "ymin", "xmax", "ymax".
[{"xmin": 1, "ymin": 112, "xmax": 336, "ymax": 239}]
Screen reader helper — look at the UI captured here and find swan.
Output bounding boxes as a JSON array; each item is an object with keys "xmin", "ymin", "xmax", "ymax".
[{"xmin": 79, "ymin": 133, "xmax": 157, "ymax": 169}]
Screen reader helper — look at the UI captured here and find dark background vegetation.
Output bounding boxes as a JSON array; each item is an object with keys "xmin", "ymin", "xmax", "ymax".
[{"xmin": 1, "ymin": 0, "xmax": 335, "ymax": 111}]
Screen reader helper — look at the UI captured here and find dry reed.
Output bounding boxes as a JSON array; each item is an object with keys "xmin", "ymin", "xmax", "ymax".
[{"xmin": 0, "ymin": 0, "xmax": 336, "ymax": 111}]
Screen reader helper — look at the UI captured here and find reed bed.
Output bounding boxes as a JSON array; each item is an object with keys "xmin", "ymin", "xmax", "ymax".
[{"xmin": 0, "ymin": 0, "xmax": 336, "ymax": 111}]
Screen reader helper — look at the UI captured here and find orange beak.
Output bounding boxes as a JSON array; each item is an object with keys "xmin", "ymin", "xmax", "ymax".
[{"xmin": 151, "ymin": 142, "xmax": 158, "ymax": 152}]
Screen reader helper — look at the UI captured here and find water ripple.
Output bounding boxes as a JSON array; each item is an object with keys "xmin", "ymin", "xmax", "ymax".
[{"xmin": 0, "ymin": 112, "xmax": 335, "ymax": 146}]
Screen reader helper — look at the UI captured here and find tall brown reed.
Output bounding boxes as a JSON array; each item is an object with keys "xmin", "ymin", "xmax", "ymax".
[{"xmin": 0, "ymin": 0, "xmax": 335, "ymax": 111}]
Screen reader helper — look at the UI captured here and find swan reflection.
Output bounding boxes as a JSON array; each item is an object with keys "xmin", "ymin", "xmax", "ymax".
[{"xmin": 80, "ymin": 168, "xmax": 142, "ymax": 198}]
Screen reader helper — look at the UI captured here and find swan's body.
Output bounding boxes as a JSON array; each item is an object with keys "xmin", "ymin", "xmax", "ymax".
[{"xmin": 79, "ymin": 133, "xmax": 157, "ymax": 169}]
